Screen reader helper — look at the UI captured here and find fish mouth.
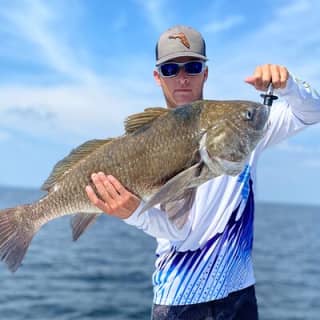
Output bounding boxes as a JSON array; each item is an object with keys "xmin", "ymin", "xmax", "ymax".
[{"xmin": 253, "ymin": 104, "xmax": 270, "ymax": 131}]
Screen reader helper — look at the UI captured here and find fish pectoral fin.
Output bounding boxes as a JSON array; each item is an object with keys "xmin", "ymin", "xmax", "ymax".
[
  {"xmin": 71, "ymin": 212, "xmax": 101, "ymax": 241},
  {"xmin": 199, "ymin": 132, "xmax": 246, "ymax": 177},
  {"xmin": 140, "ymin": 162, "xmax": 202, "ymax": 216},
  {"xmin": 124, "ymin": 107, "xmax": 168, "ymax": 134},
  {"xmin": 161, "ymin": 188, "xmax": 196, "ymax": 229},
  {"xmin": 42, "ymin": 138, "xmax": 115, "ymax": 192},
  {"xmin": 199, "ymin": 132, "xmax": 225, "ymax": 176}
]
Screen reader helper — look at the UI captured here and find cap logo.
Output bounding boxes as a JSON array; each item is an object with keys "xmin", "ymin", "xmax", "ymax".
[{"xmin": 168, "ymin": 32, "xmax": 190, "ymax": 49}]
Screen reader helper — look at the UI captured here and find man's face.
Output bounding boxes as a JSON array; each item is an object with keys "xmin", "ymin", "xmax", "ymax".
[{"xmin": 154, "ymin": 57, "xmax": 208, "ymax": 109}]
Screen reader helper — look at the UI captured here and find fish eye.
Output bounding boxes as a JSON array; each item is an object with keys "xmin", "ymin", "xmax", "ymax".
[{"xmin": 244, "ymin": 109, "xmax": 254, "ymax": 120}]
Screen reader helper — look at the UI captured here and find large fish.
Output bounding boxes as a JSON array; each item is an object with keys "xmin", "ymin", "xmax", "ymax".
[{"xmin": 0, "ymin": 100, "xmax": 269, "ymax": 272}]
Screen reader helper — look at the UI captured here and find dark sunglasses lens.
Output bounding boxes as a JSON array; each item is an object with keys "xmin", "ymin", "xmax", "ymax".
[
  {"xmin": 160, "ymin": 63, "xmax": 179, "ymax": 77},
  {"xmin": 185, "ymin": 61, "xmax": 203, "ymax": 74}
]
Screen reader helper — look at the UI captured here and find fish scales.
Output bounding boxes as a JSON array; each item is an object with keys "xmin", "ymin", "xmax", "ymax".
[{"xmin": 32, "ymin": 105, "xmax": 202, "ymax": 223}]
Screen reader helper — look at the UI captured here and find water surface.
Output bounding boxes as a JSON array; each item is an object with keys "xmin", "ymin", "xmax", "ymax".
[{"xmin": 0, "ymin": 187, "xmax": 319, "ymax": 319}]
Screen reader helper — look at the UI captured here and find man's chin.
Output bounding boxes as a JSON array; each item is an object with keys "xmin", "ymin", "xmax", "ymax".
[
  {"xmin": 165, "ymin": 93, "xmax": 199, "ymax": 108},
  {"xmin": 174, "ymin": 96, "xmax": 195, "ymax": 106}
]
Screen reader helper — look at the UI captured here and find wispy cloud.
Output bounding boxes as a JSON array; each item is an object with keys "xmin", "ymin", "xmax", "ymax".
[
  {"xmin": 0, "ymin": 83, "xmax": 156, "ymax": 142},
  {"xmin": 135, "ymin": 0, "xmax": 169, "ymax": 32},
  {"xmin": 277, "ymin": 0, "xmax": 311, "ymax": 16},
  {"xmin": 274, "ymin": 140, "xmax": 320, "ymax": 154},
  {"xmin": 204, "ymin": 0, "xmax": 320, "ymax": 100},
  {"xmin": 112, "ymin": 12, "xmax": 128, "ymax": 32},
  {"xmin": 0, "ymin": 130, "xmax": 10, "ymax": 142},
  {"xmin": 0, "ymin": 0, "xmax": 161, "ymax": 142},
  {"xmin": 203, "ymin": 15, "xmax": 245, "ymax": 34},
  {"xmin": 0, "ymin": 0, "xmax": 96, "ymax": 83},
  {"xmin": 266, "ymin": 139, "xmax": 320, "ymax": 172}
]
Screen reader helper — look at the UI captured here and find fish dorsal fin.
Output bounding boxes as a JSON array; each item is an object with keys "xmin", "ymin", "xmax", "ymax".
[
  {"xmin": 41, "ymin": 138, "xmax": 114, "ymax": 191},
  {"xmin": 124, "ymin": 107, "xmax": 168, "ymax": 134}
]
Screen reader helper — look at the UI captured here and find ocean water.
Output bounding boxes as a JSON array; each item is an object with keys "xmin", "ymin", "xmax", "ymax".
[{"xmin": 0, "ymin": 186, "xmax": 319, "ymax": 320}]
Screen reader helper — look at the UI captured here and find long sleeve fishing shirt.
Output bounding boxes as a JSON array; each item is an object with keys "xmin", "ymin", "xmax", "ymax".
[{"xmin": 124, "ymin": 75, "xmax": 320, "ymax": 305}]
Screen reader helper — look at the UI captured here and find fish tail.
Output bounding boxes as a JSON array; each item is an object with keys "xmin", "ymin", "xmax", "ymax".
[{"xmin": 0, "ymin": 205, "xmax": 40, "ymax": 272}]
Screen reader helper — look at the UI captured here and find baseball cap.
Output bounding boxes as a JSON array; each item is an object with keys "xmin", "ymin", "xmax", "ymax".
[{"xmin": 155, "ymin": 25, "xmax": 207, "ymax": 66}]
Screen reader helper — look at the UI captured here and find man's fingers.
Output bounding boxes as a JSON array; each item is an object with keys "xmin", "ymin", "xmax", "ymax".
[
  {"xmin": 107, "ymin": 175, "xmax": 127, "ymax": 196},
  {"xmin": 85, "ymin": 185, "xmax": 111, "ymax": 213},
  {"xmin": 270, "ymin": 65, "xmax": 280, "ymax": 89},
  {"xmin": 86, "ymin": 173, "xmax": 141, "ymax": 219},
  {"xmin": 245, "ymin": 64, "xmax": 289, "ymax": 91},
  {"xmin": 97, "ymin": 172, "xmax": 121, "ymax": 200},
  {"xmin": 91, "ymin": 173, "xmax": 112, "ymax": 201},
  {"xmin": 244, "ymin": 76, "xmax": 256, "ymax": 85},
  {"xmin": 261, "ymin": 64, "xmax": 271, "ymax": 89},
  {"xmin": 244, "ymin": 67, "xmax": 263, "ymax": 89},
  {"xmin": 279, "ymin": 66, "xmax": 289, "ymax": 88},
  {"xmin": 253, "ymin": 66, "xmax": 263, "ymax": 89}
]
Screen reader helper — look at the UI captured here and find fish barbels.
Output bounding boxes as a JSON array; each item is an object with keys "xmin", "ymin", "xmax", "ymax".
[{"xmin": 0, "ymin": 100, "xmax": 269, "ymax": 272}]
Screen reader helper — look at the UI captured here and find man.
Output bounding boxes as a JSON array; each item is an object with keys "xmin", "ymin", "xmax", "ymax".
[{"xmin": 85, "ymin": 25, "xmax": 320, "ymax": 319}]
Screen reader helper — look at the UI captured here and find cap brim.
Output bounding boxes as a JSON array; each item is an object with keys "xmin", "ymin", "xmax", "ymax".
[{"xmin": 156, "ymin": 52, "xmax": 208, "ymax": 66}]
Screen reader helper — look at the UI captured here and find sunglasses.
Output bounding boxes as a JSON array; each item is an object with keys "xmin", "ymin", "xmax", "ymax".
[{"xmin": 158, "ymin": 60, "xmax": 206, "ymax": 78}]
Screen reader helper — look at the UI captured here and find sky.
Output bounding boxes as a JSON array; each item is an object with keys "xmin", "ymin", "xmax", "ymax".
[{"xmin": 0, "ymin": 0, "xmax": 319, "ymax": 205}]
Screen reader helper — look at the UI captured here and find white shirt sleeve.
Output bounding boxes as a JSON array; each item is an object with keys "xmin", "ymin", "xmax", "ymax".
[
  {"xmin": 257, "ymin": 74, "xmax": 320, "ymax": 150},
  {"xmin": 122, "ymin": 200, "xmax": 192, "ymax": 241}
]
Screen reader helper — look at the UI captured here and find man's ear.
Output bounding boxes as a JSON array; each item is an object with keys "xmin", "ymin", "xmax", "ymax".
[
  {"xmin": 153, "ymin": 69, "xmax": 161, "ymax": 86},
  {"xmin": 204, "ymin": 66, "xmax": 208, "ymax": 82}
]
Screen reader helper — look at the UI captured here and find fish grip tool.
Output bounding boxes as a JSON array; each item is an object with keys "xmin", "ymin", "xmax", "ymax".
[{"xmin": 260, "ymin": 83, "xmax": 278, "ymax": 106}]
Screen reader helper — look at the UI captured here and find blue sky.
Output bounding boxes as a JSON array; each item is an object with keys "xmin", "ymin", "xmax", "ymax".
[{"xmin": 0, "ymin": 0, "xmax": 319, "ymax": 205}]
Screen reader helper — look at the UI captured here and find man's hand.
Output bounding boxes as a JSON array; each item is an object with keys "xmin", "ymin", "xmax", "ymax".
[
  {"xmin": 245, "ymin": 64, "xmax": 289, "ymax": 91},
  {"xmin": 85, "ymin": 172, "xmax": 141, "ymax": 219}
]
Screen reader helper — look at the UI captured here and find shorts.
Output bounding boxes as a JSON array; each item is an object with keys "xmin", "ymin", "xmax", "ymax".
[{"xmin": 151, "ymin": 285, "xmax": 258, "ymax": 320}]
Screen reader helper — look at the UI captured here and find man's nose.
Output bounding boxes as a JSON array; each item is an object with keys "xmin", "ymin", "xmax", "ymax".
[{"xmin": 177, "ymin": 69, "xmax": 189, "ymax": 85}]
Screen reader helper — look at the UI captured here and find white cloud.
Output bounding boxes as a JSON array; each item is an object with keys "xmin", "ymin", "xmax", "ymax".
[
  {"xmin": 0, "ymin": 83, "xmax": 159, "ymax": 142},
  {"xmin": 0, "ymin": 0, "xmax": 162, "ymax": 142},
  {"xmin": 273, "ymin": 141, "xmax": 318, "ymax": 154},
  {"xmin": 202, "ymin": 0, "xmax": 320, "ymax": 103},
  {"xmin": 277, "ymin": 0, "xmax": 311, "ymax": 16},
  {"xmin": 203, "ymin": 15, "xmax": 245, "ymax": 34},
  {"xmin": 0, "ymin": 130, "xmax": 10, "ymax": 142},
  {"xmin": 0, "ymin": 0, "xmax": 97, "ymax": 83},
  {"xmin": 135, "ymin": 0, "xmax": 169, "ymax": 32},
  {"xmin": 264, "ymin": 138, "xmax": 320, "ymax": 169}
]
